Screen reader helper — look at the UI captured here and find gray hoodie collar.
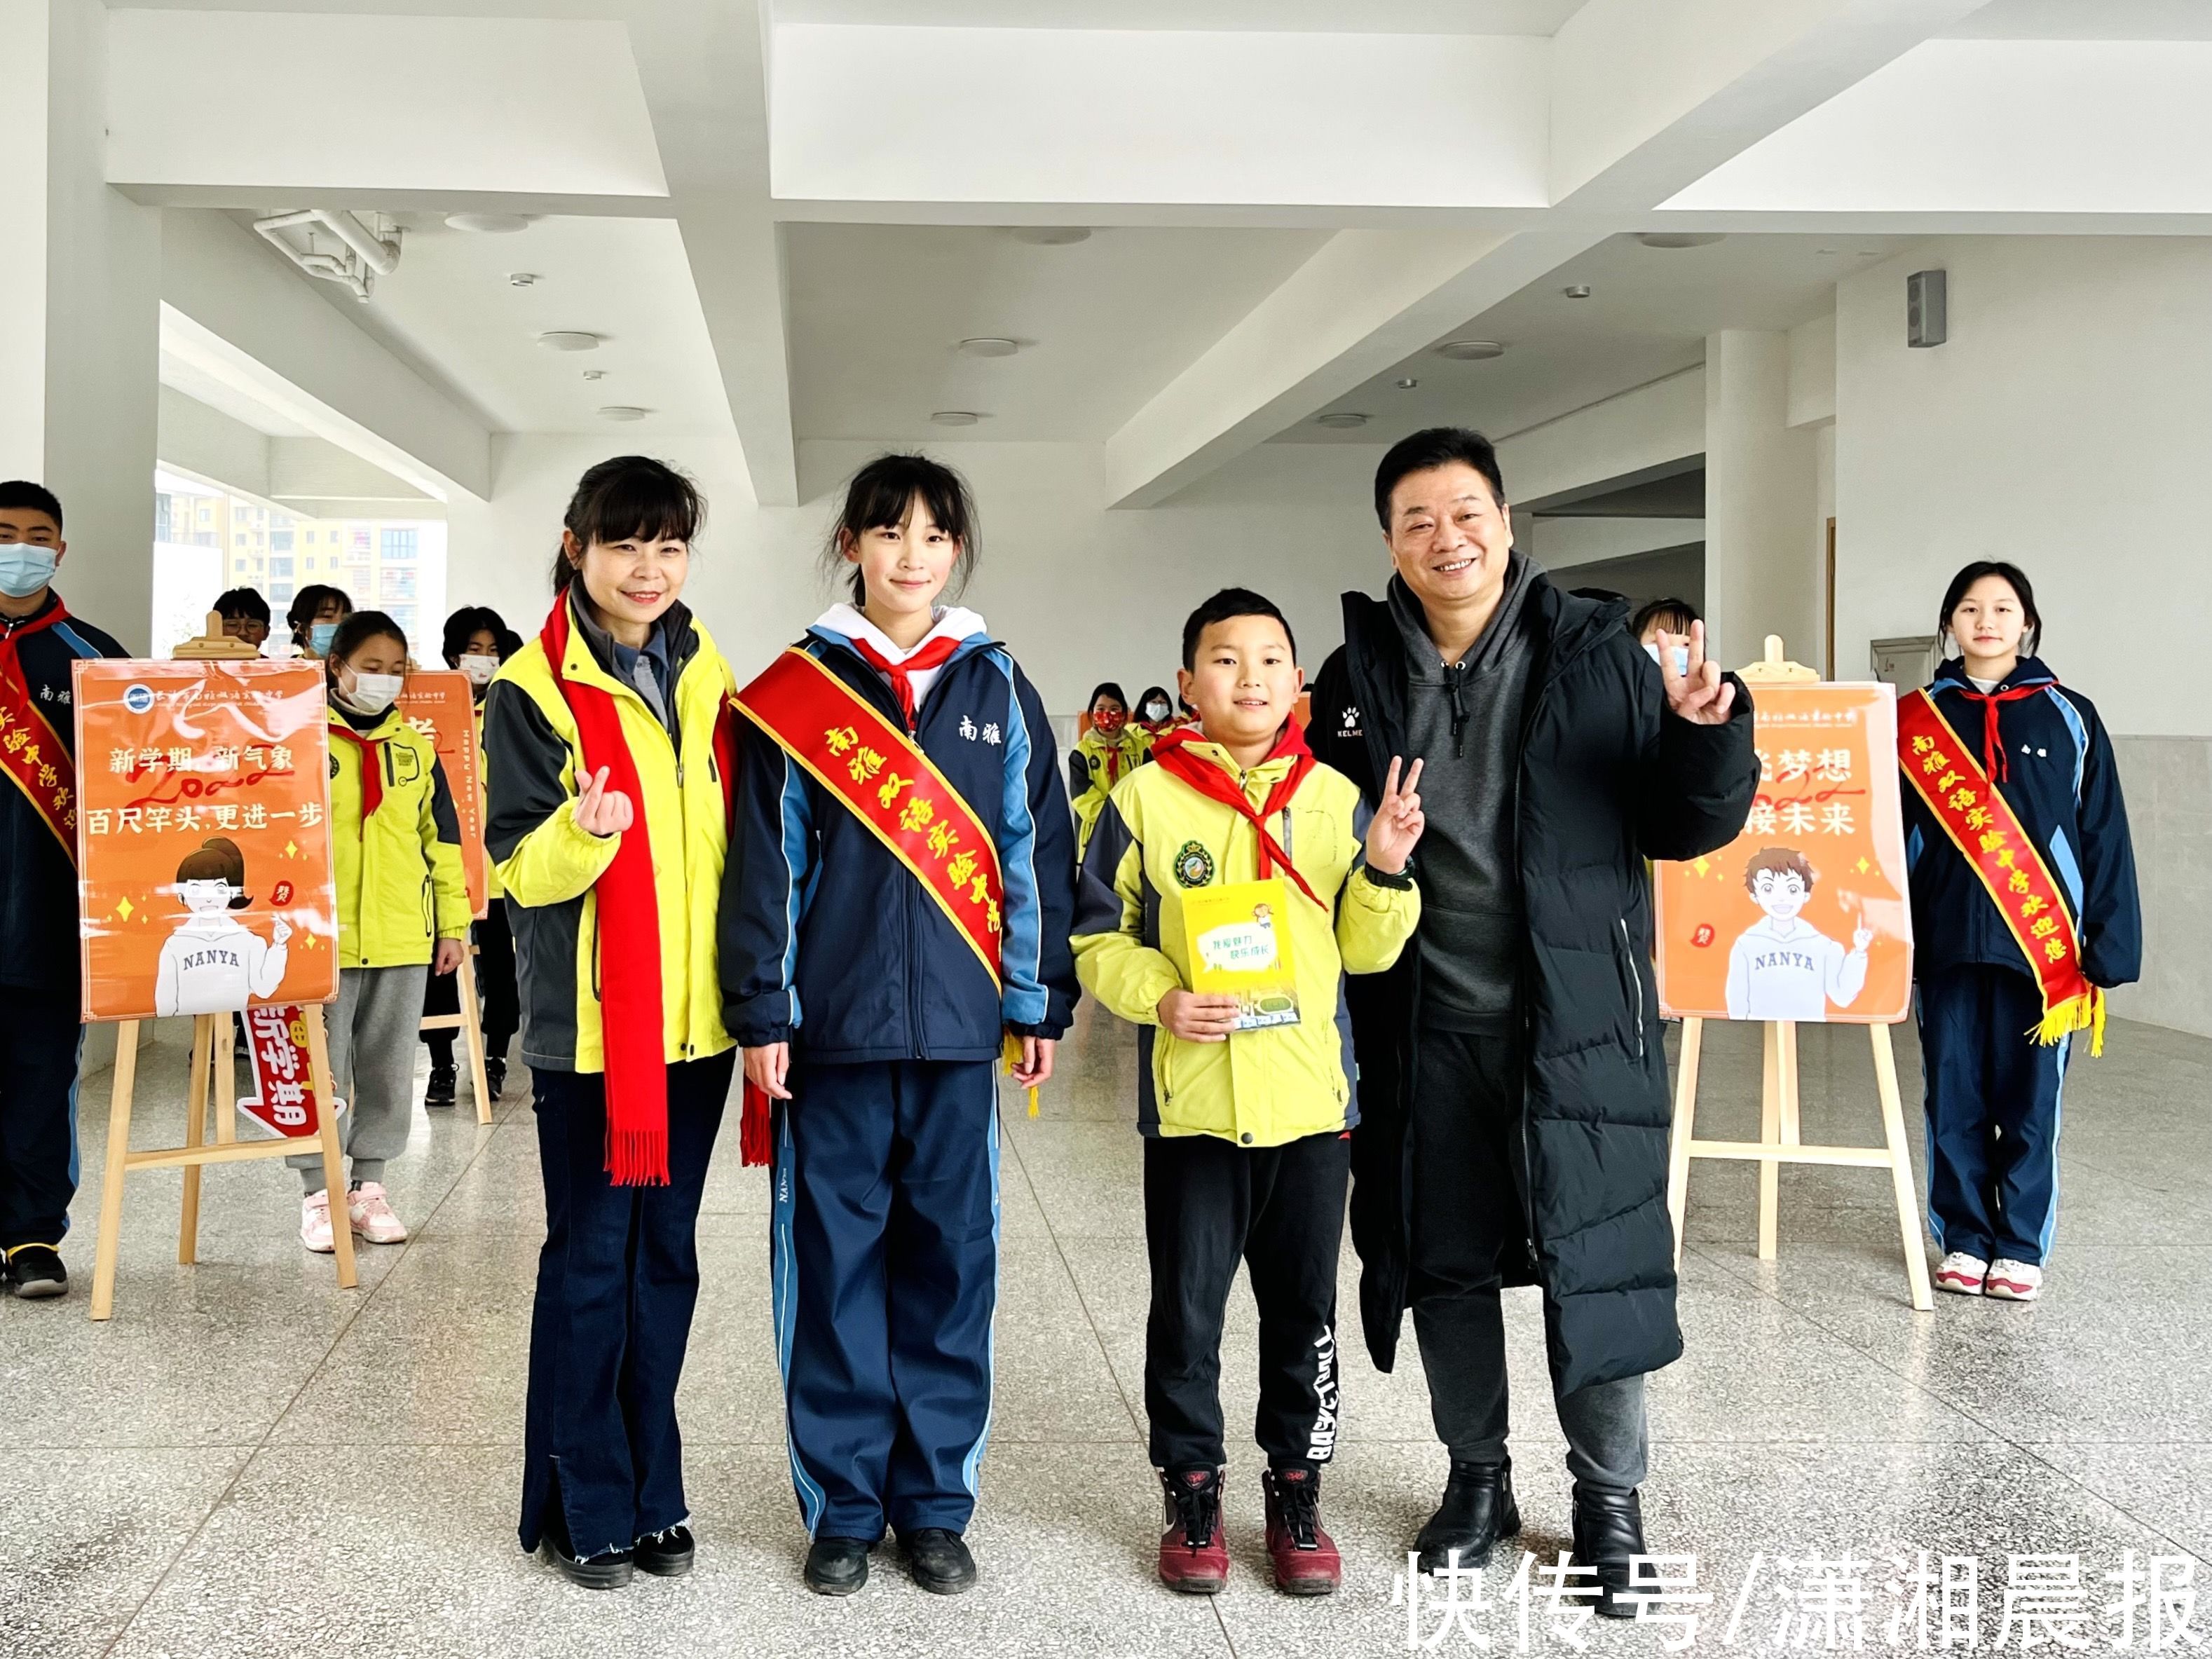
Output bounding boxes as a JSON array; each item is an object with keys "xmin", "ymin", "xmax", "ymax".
[{"xmin": 1387, "ymin": 552, "xmax": 1532, "ymax": 683}]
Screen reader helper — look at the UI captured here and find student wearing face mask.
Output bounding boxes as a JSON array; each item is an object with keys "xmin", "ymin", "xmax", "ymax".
[
  {"xmin": 288, "ymin": 583, "xmax": 355, "ymax": 658},
  {"xmin": 1133, "ymin": 684, "xmax": 1179, "ymax": 747},
  {"xmin": 1630, "ymin": 598, "xmax": 1700, "ymax": 681},
  {"xmin": 1069, "ymin": 681, "xmax": 1146, "ymax": 859},
  {"xmin": 287, "ymin": 610, "xmax": 471, "ymax": 1253},
  {"xmin": 0, "ymin": 481, "xmax": 128, "ymax": 1302},
  {"xmin": 419, "ymin": 605, "xmax": 521, "ymax": 1107}
]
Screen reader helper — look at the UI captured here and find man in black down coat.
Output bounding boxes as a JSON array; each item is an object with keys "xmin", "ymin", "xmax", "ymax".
[{"xmin": 1308, "ymin": 429, "xmax": 1756, "ymax": 1612}]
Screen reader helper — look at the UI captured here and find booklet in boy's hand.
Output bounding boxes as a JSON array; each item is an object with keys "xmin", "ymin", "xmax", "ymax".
[{"xmin": 1183, "ymin": 876, "xmax": 1302, "ymax": 1031}]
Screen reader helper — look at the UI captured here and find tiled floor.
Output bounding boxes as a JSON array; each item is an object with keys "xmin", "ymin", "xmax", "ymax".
[{"xmin": 5, "ymin": 1009, "xmax": 2206, "ymax": 1657}]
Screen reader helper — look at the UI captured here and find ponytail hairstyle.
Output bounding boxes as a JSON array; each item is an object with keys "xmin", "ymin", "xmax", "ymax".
[
  {"xmin": 821, "ymin": 452, "xmax": 978, "ymax": 606},
  {"xmin": 551, "ymin": 456, "xmax": 704, "ymax": 595},
  {"xmin": 175, "ymin": 836, "xmax": 252, "ymax": 908},
  {"xmin": 1937, "ymin": 560, "xmax": 2042, "ymax": 657}
]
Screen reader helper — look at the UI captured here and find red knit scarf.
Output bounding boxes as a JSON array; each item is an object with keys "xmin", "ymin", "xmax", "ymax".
[
  {"xmin": 849, "ymin": 634, "xmax": 961, "ymax": 728},
  {"xmin": 542, "ymin": 595, "xmax": 670, "ymax": 1186},
  {"xmin": 1147, "ymin": 722, "xmax": 1323, "ymax": 908}
]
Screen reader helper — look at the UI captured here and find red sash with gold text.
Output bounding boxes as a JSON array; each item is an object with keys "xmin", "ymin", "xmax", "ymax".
[
  {"xmin": 1897, "ymin": 687, "xmax": 2104, "ymax": 1054},
  {"xmin": 735, "ymin": 646, "xmax": 1004, "ymax": 988},
  {"xmin": 0, "ymin": 606, "xmax": 78, "ymax": 863}
]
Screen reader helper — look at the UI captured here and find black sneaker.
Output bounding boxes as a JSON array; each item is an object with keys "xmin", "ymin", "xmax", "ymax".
[
  {"xmin": 634, "ymin": 1524, "xmax": 695, "ymax": 1577},
  {"xmin": 424, "ymin": 1064, "xmax": 458, "ymax": 1108},
  {"xmin": 483, "ymin": 1057, "xmax": 507, "ymax": 1101},
  {"xmin": 901, "ymin": 1527, "xmax": 976, "ymax": 1595},
  {"xmin": 538, "ymin": 1522, "xmax": 634, "ymax": 1590},
  {"xmin": 804, "ymin": 1535, "xmax": 873, "ymax": 1596},
  {"xmin": 4, "ymin": 1245, "xmax": 67, "ymax": 1299}
]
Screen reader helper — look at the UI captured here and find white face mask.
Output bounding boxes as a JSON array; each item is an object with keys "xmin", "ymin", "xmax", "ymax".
[
  {"xmin": 1142, "ymin": 702, "xmax": 1170, "ymax": 721},
  {"xmin": 457, "ymin": 653, "xmax": 499, "ymax": 685},
  {"xmin": 341, "ymin": 671, "xmax": 404, "ymax": 714}
]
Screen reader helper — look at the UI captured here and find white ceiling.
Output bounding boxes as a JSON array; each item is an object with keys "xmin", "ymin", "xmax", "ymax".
[
  {"xmin": 287, "ymin": 214, "xmax": 732, "ymax": 437},
  {"xmin": 1278, "ymin": 232, "xmax": 1912, "ymax": 445},
  {"xmin": 158, "ymin": 350, "xmax": 313, "ymax": 437},
  {"xmin": 786, "ymin": 224, "xmax": 1330, "ymax": 442},
  {"xmin": 774, "ymin": 1, "xmax": 1588, "ymax": 32},
  {"xmin": 1941, "ymin": 0, "xmax": 2212, "ymax": 39}
]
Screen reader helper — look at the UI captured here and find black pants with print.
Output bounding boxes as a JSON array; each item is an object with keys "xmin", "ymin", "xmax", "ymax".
[{"xmin": 1142, "ymin": 1128, "xmax": 1349, "ymax": 1473}]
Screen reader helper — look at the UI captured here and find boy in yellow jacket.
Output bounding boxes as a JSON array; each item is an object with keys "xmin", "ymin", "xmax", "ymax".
[{"xmin": 1072, "ymin": 587, "xmax": 1424, "ymax": 1599}]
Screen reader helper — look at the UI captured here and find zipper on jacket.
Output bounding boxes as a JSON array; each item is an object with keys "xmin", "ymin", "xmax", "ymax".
[{"xmin": 1617, "ymin": 916, "xmax": 1646, "ymax": 1060}]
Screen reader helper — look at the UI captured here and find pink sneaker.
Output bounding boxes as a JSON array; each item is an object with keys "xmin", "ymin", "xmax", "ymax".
[
  {"xmin": 1934, "ymin": 1252, "xmax": 1987, "ymax": 1296},
  {"xmin": 1984, "ymin": 1259, "xmax": 2042, "ymax": 1301},
  {"xmin": 346, "ymin": 1182, "xmax": 409, "ymax": 1245},
  {"xmin": 300, "ymin": 1192, "xmax": 335, "ymax": 1254}
]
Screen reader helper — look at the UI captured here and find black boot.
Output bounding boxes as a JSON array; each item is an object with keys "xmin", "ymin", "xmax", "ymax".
[
  {"xmin": 1415, "ymin": 1458, "xmax": 1520, "ymax": 1574},
  {"xmin": 1571, "ymin": 1484, "xmax": 1646, "ymax": 1619},
  {"xmin": 483, "ymin": 1056, "xmax": 507, "ymax": 1101},
  {"xmin": 424, "ymin": 1063, "xmax": 457, "ymax": 1108}
]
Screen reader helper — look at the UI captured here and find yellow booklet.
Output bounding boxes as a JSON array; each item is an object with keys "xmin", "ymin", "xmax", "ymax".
[{"xmin": 1183, "ymin": 877, "xmax": 1302, "ymax": 1031}]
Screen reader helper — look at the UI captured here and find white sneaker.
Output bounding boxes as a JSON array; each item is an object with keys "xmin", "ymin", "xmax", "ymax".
[
  {"xmin": 1984, "ymin": 1259, "xmax": 2042, "ymax": 1301},
  {"xmin": 346, "ymin": 1182, "xmax": 409, "ymax": 1245},
  {"xmin": 1934, "ymin": 1252, "xmax": 1987, "ymax": 1295},
  {"xmin": 301, "ymin": 1191, "xmax": 335, "ymax": 1254}
]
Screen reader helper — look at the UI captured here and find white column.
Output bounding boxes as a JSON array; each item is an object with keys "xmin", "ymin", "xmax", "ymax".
[
  {"xmin": 1703, "ymin": 329, "xmax": 1820, "ymax": 674},
  {"xmin": 0, "ymin": 0, "xmax": 161, "ymax": 651}
]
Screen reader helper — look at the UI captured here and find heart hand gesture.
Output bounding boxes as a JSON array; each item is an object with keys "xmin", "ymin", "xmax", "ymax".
[{"xmin": 574, "ymin": 765, "xmax": 634, "ymax": 839}]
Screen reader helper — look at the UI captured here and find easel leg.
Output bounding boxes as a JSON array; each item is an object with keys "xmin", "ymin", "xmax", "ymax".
[
  {"xmin": 214, "ymin": 1011, "xmax": 235, "ymax": 1145},
  {"xmin": 1758, "ymin": 1023, "xmax": 1781, "ymax": 1260},
  {"xmin": 1871, "ymin": 1023, "xmax": 1935, "ymax": 1312},
  {"xmin": 1667, "ymin": 1017, "xmax": 1703, "ymax": 1269},
  {"xmin": 303, "ymin": 1005, "xmax": 359, "ymax": 1290},
  {"xmin": 90, "ymin": 1022, "xmax": 141, "ymax": 1323},
  {"xmin": 1778, "ymin": 1020, "xmax": 1802, "ymax": 1147},
  {"xmin": 177, "ymin": 1016, "xmax": 212, "ymax": 1265},
  {"xmin": 460, "ymin": 948, "xmax": 493, "ymax": 1128}
]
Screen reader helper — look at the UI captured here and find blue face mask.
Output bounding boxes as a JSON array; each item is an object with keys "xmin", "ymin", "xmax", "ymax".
[
  {"xmin": 1644, "ymin": 639, "xmax": 1691, "ymax": 678},
  {"xmin": 0, "ymin": 545, "xmax": 58, "ymax": 599},
  {"xmin": 309, "ymin": 621, "xmax": 339, "ymax": 655}
]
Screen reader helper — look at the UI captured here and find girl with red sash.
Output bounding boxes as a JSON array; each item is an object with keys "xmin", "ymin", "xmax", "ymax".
[
  {"xmin": 721, "ymin": 453, "xmax": 1079, "ymax": 1598},
  {"xmin": 1903, "ymin": 561, "xmax": 2140, "ymax": 1304},
  {"xmin": 483, "ymin": 457, "xmax": 739, "ymax": 1589}
]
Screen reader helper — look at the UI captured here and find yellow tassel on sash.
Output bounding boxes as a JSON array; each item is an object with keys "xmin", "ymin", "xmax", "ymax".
[
  {"xmin": 1004, "ymin": 1032, "xmax": 1040, "ymax": 1117},
  {"xmin": 2031, "ymin": 985, "xmax": 2105, "ymax": 1058}
]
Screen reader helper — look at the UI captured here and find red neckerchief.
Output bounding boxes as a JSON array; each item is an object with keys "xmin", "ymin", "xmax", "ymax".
[
  {"xmin": 848, "ymin": 634, "xmax": 962, "ymax": 728},
  {"xmin": 327, "ymin": 716, "xmax": 388, "ymax": 818},
  {"xmin": 0, "ymin": 598, "xmax": 69, "ymax": 713},
  {"xmin": 542, "ymin": 594, "xmax": 671, "ymax": 1186},
  {"xmin": 1147, "ymin": 722, "xmax": 1324, "ymax": 908},
  {"xmin": 1952, "ymin": 675, "xmax": 2045, "ymax": 782},
  {"xmin": 1091, "ymin": 723, "xmax": 1133, "ymax": 784}
]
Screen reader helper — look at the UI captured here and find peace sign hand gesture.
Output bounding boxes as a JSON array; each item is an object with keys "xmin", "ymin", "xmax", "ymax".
[
  {"xmin": 1365, "ymin": 756, "xmax": 1426, "ymax": 876},
  {"xmin": 1658, "ymin": 620, "xmax": 1737, "ymax": 726}
]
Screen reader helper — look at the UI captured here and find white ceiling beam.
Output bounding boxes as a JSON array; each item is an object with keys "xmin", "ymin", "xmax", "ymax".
[
  {"xmin": 162, "ymin": 212, "xmax": 491, "ymax": 501},
  {"xmin": 1548, "ymin": 0, "xmax": 1993, "ymax": 212},
  {"xmin": 1102, "ymin": 228, "xmax": 1603, "ymax": 510}
]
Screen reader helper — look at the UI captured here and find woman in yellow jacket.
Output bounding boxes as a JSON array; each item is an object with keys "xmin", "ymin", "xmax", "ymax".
[
  {"xmin": 482, "ymin": 456, "xmax": 737, "ymax": 1592},
  {"xmin": 1068, "ymin": 681, "xmax": 1147, "ymax": 859},
  {"xmin": 289, "ymin": 610, "xmax": 472, "ymax": 1252}
]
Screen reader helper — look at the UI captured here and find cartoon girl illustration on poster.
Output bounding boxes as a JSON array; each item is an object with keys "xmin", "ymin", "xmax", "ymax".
[
  {"xmin": 1724, "ymin": 847, "xmax": 1871, "ymax": 1022},
  {"xmin": 153, "ymin": 836, "xmax": 292, "ymax": 1017}
]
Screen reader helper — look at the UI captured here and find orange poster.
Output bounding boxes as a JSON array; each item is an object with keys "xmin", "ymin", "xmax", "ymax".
[
  {"xmin": 395, "ymin": 671, "xmax": 486, "ymax": 920},
  {"xmin": 74, "ymin": 660, "xmax": 339, "ymax": 1023},
  {"xmin": 1655, "ymin": 681, "xmax": 1913, "ymax": 1023}
]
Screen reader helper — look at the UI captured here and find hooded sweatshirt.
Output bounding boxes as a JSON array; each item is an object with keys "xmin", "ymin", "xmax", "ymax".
[{"xmin": 1386, "ymin": 553, "xmax": 1537, "ymax": 1030}]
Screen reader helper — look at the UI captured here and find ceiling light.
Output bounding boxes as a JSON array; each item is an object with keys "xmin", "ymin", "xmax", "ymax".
[
  {"xmin": 929, "ymin": 411, "xmax": 983, "ymax": 427},
  {"xmin": 582, "ymin": 369, "xmax": 606, "ymax": 381},
  {"xmin": 1563, "ymin": 285, "xmax": 1593, "ymax": 300},
  {"xmin": 1636, "ymin": 232, "xmax": 1724, "ymax": 250},
  {"xmin": 1009, "ymin": 227, "xmax": 1091, "ymax": 245},
  {"xmin": 538, "ymin": 332, "xmax": 601, "ymax": 353},
  {"xmin": 446, "ymin": 212, "xmax": 531, "ymax": 234},
  {"xmin": 1315, "ymin": 412, "xmax": 1369, "ymax": 429},
  {"xmin": 598, "ymin": 405, "xmax": 650, "ymax": 423},
  {"xmin": 1435, "ymin": 339, "xmax": 1507, "ymax": 362},
  {"xmin": 507, "ymin": 272, "xmax": 540, "ymax": 287},
  {"xmin": 1395, "ymin": 378, "xmax": 1419, "ymax": 390},
  {"xmin": 957, "ymin": 337, "xmax": 1020, "ymax": 358}
]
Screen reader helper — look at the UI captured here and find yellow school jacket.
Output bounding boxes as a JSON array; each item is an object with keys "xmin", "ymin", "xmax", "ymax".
[
  {"xmin": 325, "ymin": 706, "xmax": 472, "ymax": 969},
  {"xmin": 481, "ymin": 599, "xmax": 738, "ymax": 1073},
  {"xmin": 1071, "ymin": 737, "xmax": 1419, "ymax": 1146},
  {"xmin": 1069, "ymin": 725, "xmax": 1149, "ymax": 859}
]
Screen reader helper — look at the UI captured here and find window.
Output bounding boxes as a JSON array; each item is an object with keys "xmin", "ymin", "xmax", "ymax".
[
  {"xmin": 271, "ymin": 581, "xmax": 294, "ymax": 603},
  {"xmin": 380, "ymin": 527, "xmax": 418, "ymax": 561},
  {"xmin": 271, "ymin": 529, "xmax": 294, "ymax": 552},
  {"xmin": 271, "ymin": 556, "xmax": 294, "ymax": 580}
]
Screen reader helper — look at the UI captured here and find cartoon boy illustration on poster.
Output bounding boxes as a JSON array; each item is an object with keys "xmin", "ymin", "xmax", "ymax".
[
  {"xmin": 1724, "ymin": 847, "xmax": 1872, "ymax": 1022},
  {"xmin": 153, "ymin": 836, "xmax": 292, "ymax": 1017}
]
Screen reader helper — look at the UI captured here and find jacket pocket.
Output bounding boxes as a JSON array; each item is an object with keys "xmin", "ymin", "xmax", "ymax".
[{"xmin": 1613, "ymin": 917, "xmax": 1646, "ymax": 1060}]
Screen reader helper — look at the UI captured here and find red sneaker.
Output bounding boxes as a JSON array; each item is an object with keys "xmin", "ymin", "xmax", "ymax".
[
  {"xmin": 1264, "ymin": 1465, "xmax": 1341, "ymax": 1596},
  {"xmin": 1158, "ymin": 1466, "xmax": 1229, "ymax": 1595}
]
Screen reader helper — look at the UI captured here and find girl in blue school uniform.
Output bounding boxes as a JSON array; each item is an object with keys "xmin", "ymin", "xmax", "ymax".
[
  {"xmin": 721, "ymin": 452, "xmax": 1079, "ymax": 1599},
  {"xmin": 1904, "ymin": 561, "xmax": 2141, "ymax": 1305}
]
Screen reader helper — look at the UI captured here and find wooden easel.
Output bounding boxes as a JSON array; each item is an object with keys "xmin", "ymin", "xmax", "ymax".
[
  {"xmin": 1661, "ymin": 636, "xmax": 1934, "ymax": 1313},
  {"xmin": 90, "ymin": 1006, "xmax": 357, "ymax": 1320},
  {"xmin": 418, "ymin": 944, "xmax": 495, "ymax": 1126}
]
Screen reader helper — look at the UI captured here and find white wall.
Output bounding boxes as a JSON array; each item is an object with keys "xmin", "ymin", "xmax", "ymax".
[
  {"xmin": 446, "ymin": 435, "xmax": 1391, "ymax": 717},
  {"xmin": 1834, "ymin": 236, "xmax": 2212, "ymax": 738}
]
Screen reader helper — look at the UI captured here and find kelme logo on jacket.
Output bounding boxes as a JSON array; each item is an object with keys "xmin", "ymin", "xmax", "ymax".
[{"xmin": 1173, "ymin": 840, "xmax": 1215, "ymax": 888}]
